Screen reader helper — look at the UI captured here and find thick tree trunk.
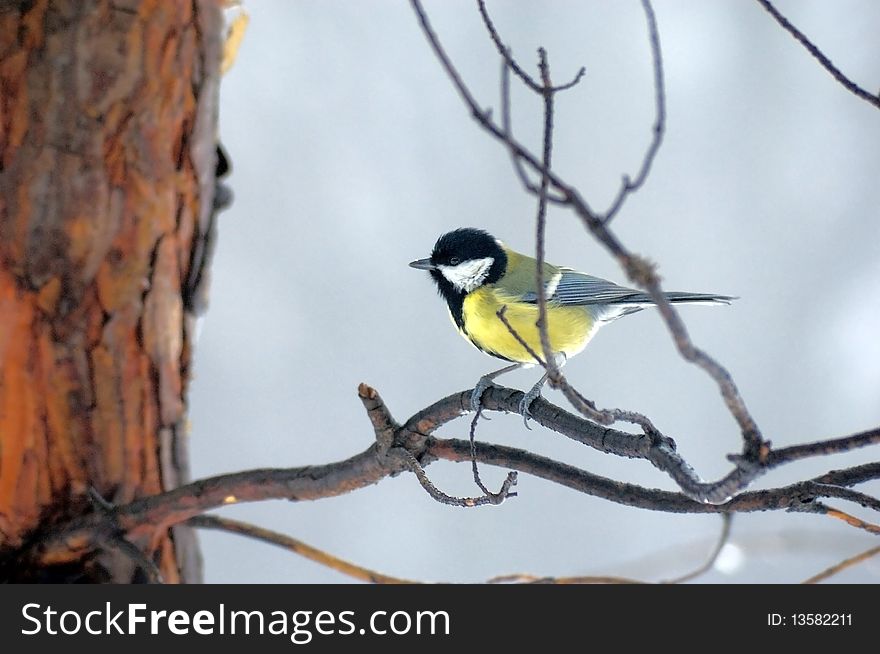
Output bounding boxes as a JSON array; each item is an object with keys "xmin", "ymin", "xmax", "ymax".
[{"xmin": 0, "ymin": 0, "xmax": 222, "ymax": 582}]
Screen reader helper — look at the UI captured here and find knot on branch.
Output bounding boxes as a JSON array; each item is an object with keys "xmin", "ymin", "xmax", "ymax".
[{"xmin": 623, "ymin": 253, "xmax": 658, "ymax": 289}]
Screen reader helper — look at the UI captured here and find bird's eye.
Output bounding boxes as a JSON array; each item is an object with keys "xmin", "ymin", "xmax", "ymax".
[{"xmin": 449, "ymin": 256, "xmax": 461, "ymax": 265}]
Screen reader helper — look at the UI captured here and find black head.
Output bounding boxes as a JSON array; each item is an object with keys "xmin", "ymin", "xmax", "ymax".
[
  {"xmin": 434, "ymin": 227, "xmax": 506, "ymax": 268},
  {"xmin": 411, "ymin": 228, "xmax": 507, "ymax": 288},
  {"xmin": 409, "ymin": 228, "xmax": 508, "ymax": 328}
]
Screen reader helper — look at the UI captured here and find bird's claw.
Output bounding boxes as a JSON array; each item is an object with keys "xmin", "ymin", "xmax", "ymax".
[
  {"xmin": 470, "ymin": 378, "xmax": 495, "ymax": 419},
  {"xmin": 518, "ymin": 387, "xmax": 541, "ymax": 430}
]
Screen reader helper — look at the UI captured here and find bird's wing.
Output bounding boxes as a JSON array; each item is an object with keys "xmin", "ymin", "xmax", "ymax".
[{"xmin": 522, "ymin": 269, "xmax": 649, "ymax": 306}]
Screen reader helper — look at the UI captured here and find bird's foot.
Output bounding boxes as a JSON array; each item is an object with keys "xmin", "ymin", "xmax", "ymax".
[
  {"xmin": 518, "ymin": 373, "xmax": 549, "ymax": 430},
  {"xmin": 518, "ymin": 386, "xmax": 542, "ymax": 430},
  {"xmin": 470, "ymin": 376, "xmax": 497, "ymax": 419}
]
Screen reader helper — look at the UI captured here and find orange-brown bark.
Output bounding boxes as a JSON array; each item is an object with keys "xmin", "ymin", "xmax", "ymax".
[{"xmin": 0, "ymin": 0, "xmax": 222, "ymax": 582}]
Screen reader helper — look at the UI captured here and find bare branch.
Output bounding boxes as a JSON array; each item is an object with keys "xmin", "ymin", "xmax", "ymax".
[
  {"xmin": 814, "ymin": 462, "xmax": 880, "ymax": 488},
  {"xmin": 488, "ymin": 573, "xmax": 645, "ymax": 584},
  {"xmin": 477, "ymin": 0, "xmax": 585, "ymax": 93},
  {"xmin": 534, "ymin": 47, "xmax": 559, "ymax": 385},
  {"xmin": 755, "ymin": 0, "xmax": 880, "ymax": 109},
  {"xmin": 498, "ymin": 48, "xmax": 568, "ymax": 204},
  {"xmin": 468, "ymin": 410, "xmax": 519, "ymax": 502},
  {"xmin": 28, "ymin": 385, "xmax": 879, "ymax": 568},
  {"xmin": 393, "ymin": 446, "xmax": 516, "ymax": 507},
  {"xmin": 768, "ymin": 428, "xmax": 880, "ymax": 466},
  {"xmin": 662, "ymin": 514, "xmax": 732, "ymax": 583},
  {"xmin": 188, "ymin": 515, "xmax": 419, "ymax": 584},
  {"xmin": 427, "ymin": 435, "xmax": 879, "ymax": 518},
  {"xmin": 799, "ymin": 482, "xmax": 880, "ymax": 514},
  {"xmin": 818, "ymin": 505, "xmax": 880, "ymax": 536},
  {"xmin": 491, "ymin": 515, "xmax": 734, "ymax": 585},
  {"xmin": 93, "ymin": 532, "xmax": 163, "ymax": 584},
  {"xmin": 477, "ymin": 0, "xmax": 541, "ymax": 92},
  {"xmin": 803, "ymin": 543, "xmax": 880, "ymax": 584},
  {"xmin": 495, "ymin": 306, "xmax": 545, "ymax": 366},
  {"xmin": 602, "ymin": 0, "xmax": 667, "ymax": 225}
]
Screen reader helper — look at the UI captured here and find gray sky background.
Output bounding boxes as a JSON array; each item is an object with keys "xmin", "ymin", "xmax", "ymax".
[{"xmin": 188, "ymin": 0, "xmax": 880, "ymax": 583}]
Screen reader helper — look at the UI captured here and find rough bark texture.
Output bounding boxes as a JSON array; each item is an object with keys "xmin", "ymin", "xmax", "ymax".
[{"xmin": 0, "ymin": 0, "xmax": 222, "ymax": 582}]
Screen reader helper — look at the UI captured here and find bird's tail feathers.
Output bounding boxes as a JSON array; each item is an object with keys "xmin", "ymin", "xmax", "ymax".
[
  {"xmin": 662, "ymin": 292, "xmax": 736, "ymax": 306},
  {"xmin": 595, "ymin": 292, "xmax": 734, "ymax": 323}
]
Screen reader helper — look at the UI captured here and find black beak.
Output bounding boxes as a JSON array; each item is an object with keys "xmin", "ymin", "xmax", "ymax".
[{"xmin": 408, "ymin": 258, "xmax": 436, "ymax": 271}]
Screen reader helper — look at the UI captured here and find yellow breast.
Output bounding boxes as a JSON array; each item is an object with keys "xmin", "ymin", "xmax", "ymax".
[{"xmin": 460, "ymin": 286, "xmax": 595, "ymax": 363}]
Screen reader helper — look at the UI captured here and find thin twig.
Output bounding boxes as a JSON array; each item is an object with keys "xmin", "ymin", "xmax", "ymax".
[
  {"xmin": 188, "ymin": 515, "xmax": 419, "ymax": 583},
  {"xmin": 469, "ymin": 411, "xmax": 488, "ymax": 493},
  {"xmin": 800, "ymin": 482, "xmax": 880, "ymax": 514},
  {"xmin": 557, "ymin": 382, "xmax": 662, "ymax": 437},
  {"xmin": 477, "ymin": 0, "xmax": 585, "ymax": 93},
  {"xmin": 477, "ymin": 0, "xmax": 541, "ymax": 92},
  {"xmin": 497, "ymin": 304, "xmax": 668, "ymax": 440},
  {"xmin": 93, "ymin": 532, "xmax": 163, "ymax": 584},
  {"xmin": 768, "ymin": 427, "xmax": 880, "ymax": 466},
  {"xmin": 802, "ymin": 543, "xmax": 880, "ymax": 584},
  {"xmin": 663, "ymin": 514, "xmax": 733, "ymax": 583},
  {"xmin": 393, "ymin": 447, "xmax": 517, "ymax": 507},
  {"xmin": 814, "ymin": 462, "xmax": 880, "ymax": 488},
  {"xmin": 190, "ymin": 515, "xmax": 663, "ymax": 585},
  {"xmin": 496, "ymin": 305, "xmax": 544, "ymax": 366},
  {"xmin": 487, "ymin": 573, "xmax": 645, "ymax": 584},
  {"xmin": 820, "ymin": 505, "xmax": 880, "ymax": 536},
  {"xmin": 534, "ymin": 47, "xmax": 559, "ymax": 385},
  {"xmin": 601, "ymin": 0, "xmax": 667, "ymax": 224},
  {"xmin": 755, "ymin": 0, "xmax": 880, "ymax": 109},
  {"xmin": 499, "ymin": 52, "xmax": 568, "ymax": 204}
]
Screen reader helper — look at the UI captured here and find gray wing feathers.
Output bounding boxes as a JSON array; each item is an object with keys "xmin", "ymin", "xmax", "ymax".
[{"xmin": 523, "ymin": 270, "xmax": 733, "ymax": 307}]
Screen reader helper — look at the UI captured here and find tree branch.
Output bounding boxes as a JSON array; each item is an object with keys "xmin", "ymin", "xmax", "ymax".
[
  {"xmin": 188, "ymin": 515, "xmax": 418, "ymax": 584},
  {"xmin": 662, "ymin": 514, "xmax": 732, "ymax": 584},
  {"xmin": 27, "ymin": 384, "xmax": 878, "ymax": 569},
  {"xmin": 802, "ymin": 543, "xmax": 880, "ymax": 584},
  {"xmin": 755, "ymin": 0, "xmax": 880, "ymax": 109},
  {"xmin": 602, "ymin": 0, "xmax": 667, "ymax": 225}
]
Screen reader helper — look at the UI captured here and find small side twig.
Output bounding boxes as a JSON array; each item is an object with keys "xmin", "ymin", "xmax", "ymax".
[{"xmin": 477, "ymin": 0, "xmax": 585, "ymax": 93}]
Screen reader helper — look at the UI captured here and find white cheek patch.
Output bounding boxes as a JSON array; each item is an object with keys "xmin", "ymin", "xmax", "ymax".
[{"xmin": 438, "ymin": 257, "xmax": 494, "ymax": 293}]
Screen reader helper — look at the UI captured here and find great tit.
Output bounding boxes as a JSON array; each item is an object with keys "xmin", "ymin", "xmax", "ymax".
[{"xmin": 409, "ymin": 227, "xmax": 733, "ymax": 423}]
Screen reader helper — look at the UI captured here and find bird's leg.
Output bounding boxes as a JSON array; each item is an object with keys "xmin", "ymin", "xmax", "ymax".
[
  {"xmin": 519, "ymin": 373, "xmax": 549, "ymax": 429},
  {"xmin": 520, "ymin": 353, "xmax": 566, "ymax": 429},
  {"xmin": 471, "ymin": 363, "xmax": 523, "ymax": 416}
]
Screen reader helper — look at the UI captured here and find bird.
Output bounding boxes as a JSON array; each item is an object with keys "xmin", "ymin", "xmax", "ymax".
[{"xmin": 409, "ymin": 227, "xmax": 734, "ymax": 425}]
